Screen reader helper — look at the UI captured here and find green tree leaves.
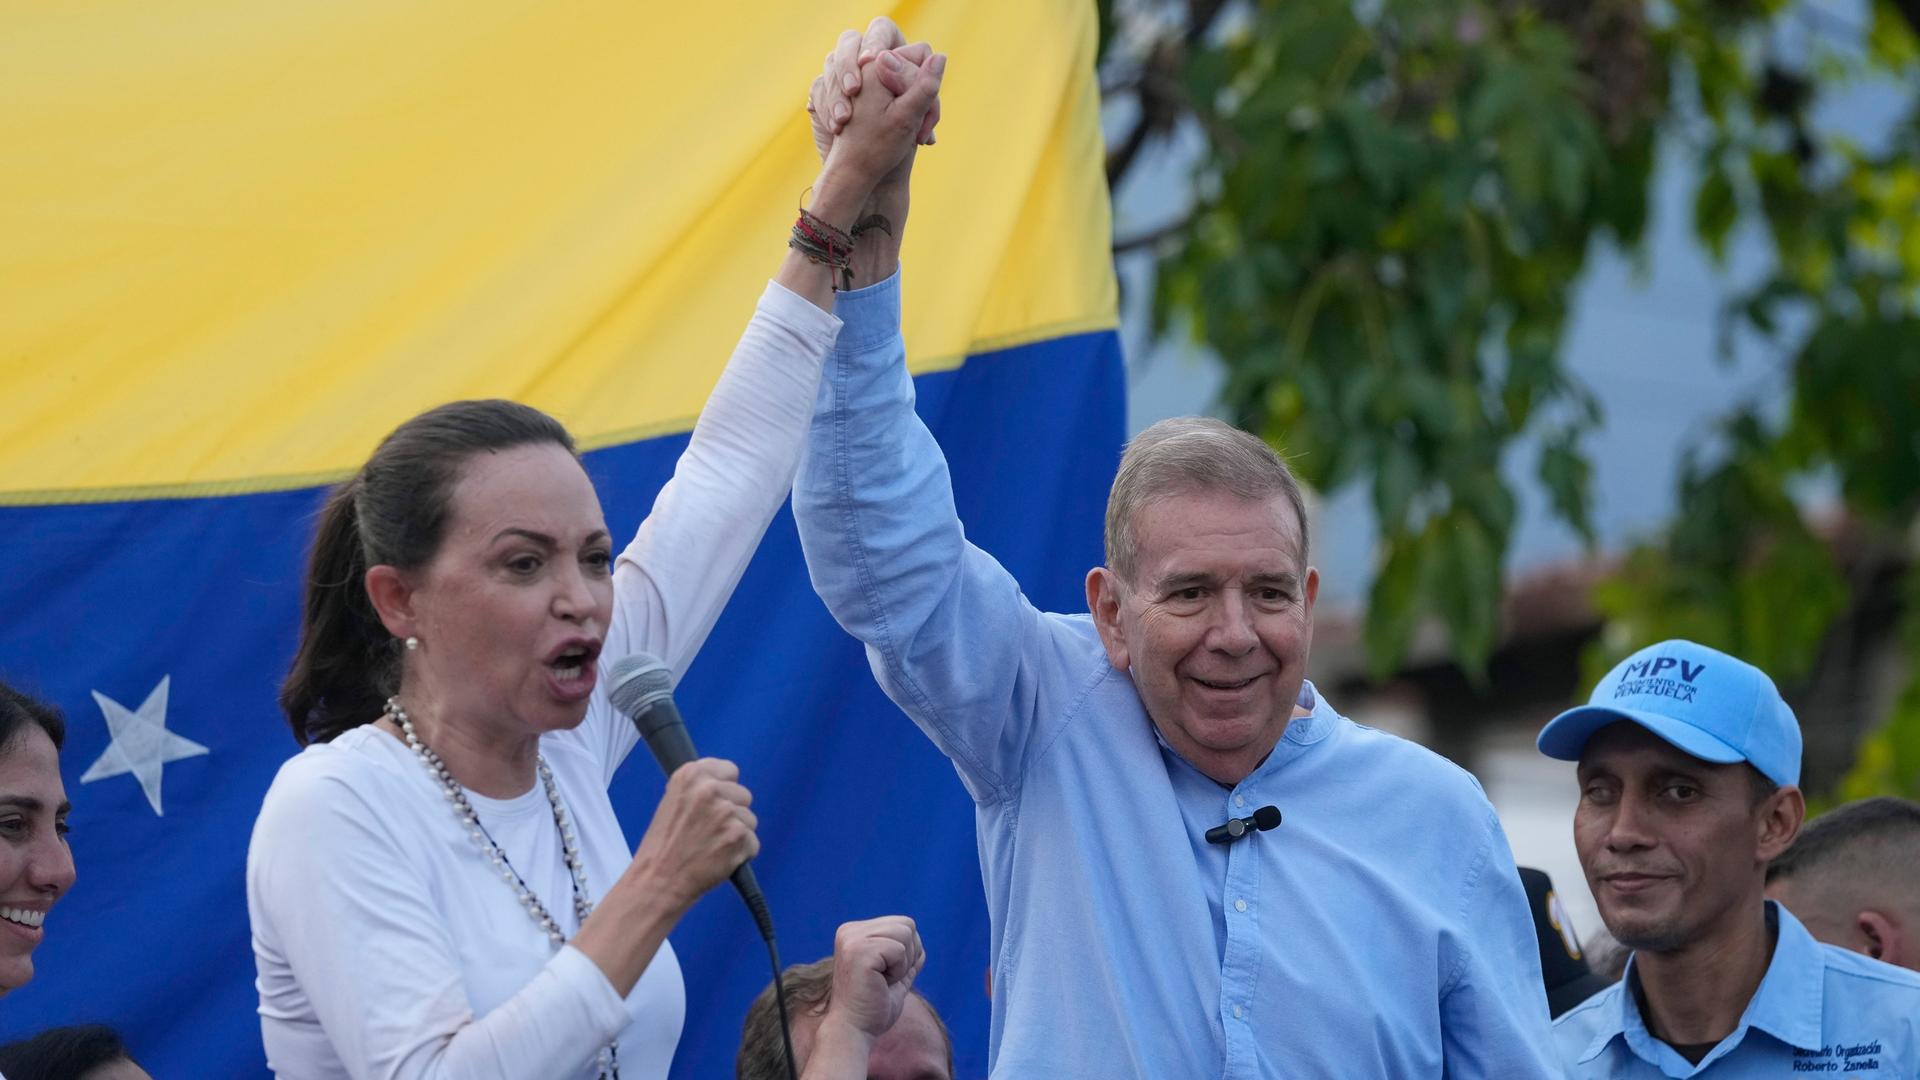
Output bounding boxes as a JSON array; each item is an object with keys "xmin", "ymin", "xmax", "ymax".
[
  {"xmin": 1104, "ymin": 0, "xmax": 1920, "ymax": 796},
  {"xmin": 1134, "ymin": 0, "xmax": 1643, "ymax": 672}
]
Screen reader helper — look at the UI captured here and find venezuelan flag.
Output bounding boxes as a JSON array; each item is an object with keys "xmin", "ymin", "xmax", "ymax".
[{"xmin": 0, "ymin": 2, "xmax": 1119, "ymax": 1075}]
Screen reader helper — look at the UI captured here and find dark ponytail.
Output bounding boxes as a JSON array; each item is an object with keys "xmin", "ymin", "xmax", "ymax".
[
  {"xmin": 280, "ymin": 399, "xmax": 577, "ymax": 745},
  {"xmin": 279, "ymin": 480, "xmax": 389, "ymax": 745}
]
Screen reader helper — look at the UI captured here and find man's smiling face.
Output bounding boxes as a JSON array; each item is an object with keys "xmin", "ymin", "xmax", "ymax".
[{"xmin": 1090, "ymin": 488, "xmax": 1318, "ymax": 785}]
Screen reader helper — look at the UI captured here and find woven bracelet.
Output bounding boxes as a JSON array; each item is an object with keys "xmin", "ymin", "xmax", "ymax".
[{"xmin": 790, "ymin": 207, "xmax": 855, "ymax": 290}]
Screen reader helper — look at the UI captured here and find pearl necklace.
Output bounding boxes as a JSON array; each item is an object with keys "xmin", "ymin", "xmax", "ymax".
[{"xmin": 386, "ymin": 698, "xmax": 619, "ymax": 1079}]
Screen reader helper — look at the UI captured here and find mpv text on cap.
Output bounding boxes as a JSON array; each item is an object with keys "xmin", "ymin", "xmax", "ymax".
[{"xmin": 1536, "ymin": 638, "xmax": 1802, "ymax": 787}]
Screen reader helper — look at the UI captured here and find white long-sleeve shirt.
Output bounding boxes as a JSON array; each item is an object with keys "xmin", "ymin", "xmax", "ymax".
[{"xmin": 246, "ymin": 281, "xmax": 840, "ymax": 1080}]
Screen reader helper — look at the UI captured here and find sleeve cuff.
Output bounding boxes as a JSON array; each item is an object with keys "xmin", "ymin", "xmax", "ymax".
[
  {"xmin": 831, "ymin": 269, "xmax": 903, "ymax": 351},
  {"xmin": 552, "ymin": 944, "xmax": 636, "ymax": 1040},
  {"xmin": 760, "ymin": 279, "xmax": 843, "ymax": 348}
]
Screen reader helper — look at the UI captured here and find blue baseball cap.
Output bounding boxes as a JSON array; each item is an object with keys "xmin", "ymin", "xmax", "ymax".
[{"xmin": 1537, "ymin": 639, "xmax": 1802, "ymax": 787}]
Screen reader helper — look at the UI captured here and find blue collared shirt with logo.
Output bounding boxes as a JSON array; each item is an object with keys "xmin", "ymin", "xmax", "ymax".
[{"xmin": 1554, "ymin": 901, "xmax": 1920, "ymax": 1077}]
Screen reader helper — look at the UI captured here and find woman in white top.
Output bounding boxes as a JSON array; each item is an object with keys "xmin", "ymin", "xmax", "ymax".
[{"xmin": 245, "ymin": 40, "xmax": 945, "ymax": 1080}]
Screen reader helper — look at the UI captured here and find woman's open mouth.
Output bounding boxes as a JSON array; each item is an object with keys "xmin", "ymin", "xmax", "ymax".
[{"xmin": 545, "ymin": 640, "xmax": 602, "ymax": 700}]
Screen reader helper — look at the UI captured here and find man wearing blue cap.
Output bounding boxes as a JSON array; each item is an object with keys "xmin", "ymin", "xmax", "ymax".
[{"xmin": 1539, "ymin": 639, "xmax": 1920, "ymax": 1076}]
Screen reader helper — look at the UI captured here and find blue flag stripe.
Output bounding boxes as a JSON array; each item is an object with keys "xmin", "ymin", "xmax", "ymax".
[{"xmin": 0, "ymin": 329, "xmax": 1123, "ymax": 1079}]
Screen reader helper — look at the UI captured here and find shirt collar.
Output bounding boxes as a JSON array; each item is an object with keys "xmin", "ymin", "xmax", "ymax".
[
  {"xmin": 1574, "ymin": 975, "xmax": 1636, "ymax": 1064},
  {"xmin": 1742, "ymin": 901, "xmax": 1824, "ymax": 1050},
  {"xmin": 1149, "ymin": 680, "xmax": 1333, "ymax": 785},
  {"xmin": 1285, "ymin": 680, "xmax": 1330, "ymax": 743},
  {"xmin": 1577, "ymin": 901, "xmax": 1824, "ymax": 1067}
]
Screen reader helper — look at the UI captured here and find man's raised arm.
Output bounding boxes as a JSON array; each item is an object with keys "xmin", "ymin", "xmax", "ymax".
[{"xmin": 793, "ymin": 275, "xmax": 1089, "ymax": 805}]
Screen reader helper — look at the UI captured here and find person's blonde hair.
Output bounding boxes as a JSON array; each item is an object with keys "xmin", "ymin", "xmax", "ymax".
[{"xmin": 1104, "ymin": 417, "xmax": 1309, "ymax": 583}]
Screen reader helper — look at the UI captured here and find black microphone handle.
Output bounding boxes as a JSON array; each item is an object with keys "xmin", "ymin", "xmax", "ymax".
[
  {"xmin": 636, "ymin": 700, "xmax": 699, "ymax": 775},
  {"xmin": 729, "ymin": 861, "xmax": 777, "ymax": 943}
]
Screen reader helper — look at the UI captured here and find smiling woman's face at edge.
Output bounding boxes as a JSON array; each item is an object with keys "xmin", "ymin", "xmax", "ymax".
[{"xmin": 0, "ymin": 724, "xmax": 75, "ymax": 994}]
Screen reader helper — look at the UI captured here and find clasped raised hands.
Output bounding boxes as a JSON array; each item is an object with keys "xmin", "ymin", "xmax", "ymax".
[{"xmin": 809, "ymin": 18, "xmax": 945, "ymax": 195}]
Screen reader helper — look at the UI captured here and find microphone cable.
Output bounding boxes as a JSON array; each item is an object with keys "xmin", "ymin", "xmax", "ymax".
[
  {"xmin": 741, "ymin": 886, "xmax": 799, "ymax": 1080},
  {"xmin": 608, "ymin": 654, "xmax": 800, "ymax": 1080}
]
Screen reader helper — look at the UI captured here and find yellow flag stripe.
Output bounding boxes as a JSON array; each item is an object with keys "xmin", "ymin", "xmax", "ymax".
[{"xmin": 0, "ymin": 0, "xmax": 1115, "ymax": 504}]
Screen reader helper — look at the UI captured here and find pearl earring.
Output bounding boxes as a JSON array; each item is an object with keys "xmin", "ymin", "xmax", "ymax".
[{"xmin": 404, "ymin": 636, "xmax": 420, "ymax": 651}]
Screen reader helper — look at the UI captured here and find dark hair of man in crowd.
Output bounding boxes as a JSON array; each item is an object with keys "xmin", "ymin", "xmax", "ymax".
[
  {"xmin": 736, "ymin": 957, "xmax": 954, "ymax": 1080},
  {"xmin": 0, "ymin": 681, "xmax": 65, "ymax": 755},
  {"xmin": 0, "ymin": 1024, "xmax": 142, "ymax": 1079},
  {"xmin": 279, "ymin": 399, "xmax": 578, "ymax": 746},
  {"xmin": 1768, "ymin": 796, "xmax": 1920, "ymax": 885}
]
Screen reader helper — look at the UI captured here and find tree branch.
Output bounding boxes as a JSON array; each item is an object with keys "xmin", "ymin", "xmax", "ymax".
[
  {"xmin": 1892, "ymin": 0, "xmax": 1920, "ymax": 42},
  {"xmin": 1105, "ymin": 0, "xmax": 1237, "ymax": 189},
  {"xmin": 1111, "ymin": 214, "xmax": 1196, "ymax": 255},
  {"xmin": 1184, "ymin": 0, "xmax": 1232, "ymax": 47},
  {"xmin": 1106, "ymin": 112, "xmax": 1159, "ymax": 187}
]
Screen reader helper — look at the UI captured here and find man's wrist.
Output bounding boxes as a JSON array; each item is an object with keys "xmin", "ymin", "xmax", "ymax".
[
  {"xmin": 803, "ymin": 1015, "xmax": 878, "ymax": 1078},
  {"xmin": 866, "ymin": 182, "xmax": 909, "ymax": 231},
  {"xmin": 847, "ymin": 187, "xmax": 906, "ymax": 288}
]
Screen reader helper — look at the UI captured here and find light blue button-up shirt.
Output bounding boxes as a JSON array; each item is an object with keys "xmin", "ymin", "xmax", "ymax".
[
  {"xmin": 1554, "ymin": 901, "xmax": 1920, "ymax": 1077},
  {"xmin": 793, "ymin": 274, "xmax": 1559, "ymax": 1077}
]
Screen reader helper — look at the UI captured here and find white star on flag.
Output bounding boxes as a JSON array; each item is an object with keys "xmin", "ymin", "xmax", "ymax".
[{"xmin": 81, "ymin": 676, "xmax": 210, "ymax": 816}]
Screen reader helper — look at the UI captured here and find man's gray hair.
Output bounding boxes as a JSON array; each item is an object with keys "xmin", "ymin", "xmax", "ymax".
[{"xmin": 1104, "ymin": 417, "xmax": 1310, "ymax": 584}]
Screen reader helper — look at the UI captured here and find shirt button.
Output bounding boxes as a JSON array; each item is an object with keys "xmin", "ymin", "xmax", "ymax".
[
  {"xmin": 1233, "ymin": 1004, "xmax": 1245, "ymax": 1019},
  {"xmin": 1234, "ymin": 898, "xmax": 1248, "ymax": 913},
  {"xmin": 1234, "ymin": 795, "xmax": 1247, "ymax": 808}
]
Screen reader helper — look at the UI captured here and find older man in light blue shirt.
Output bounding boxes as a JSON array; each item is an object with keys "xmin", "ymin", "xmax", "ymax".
[
  {"xmin": 794, "ymin": 274, "xmax": 1558, "ymax": 1077},
  {"xmin": 1539, "ymin": 639, "xmax": 1920, "ymax": 1076}
]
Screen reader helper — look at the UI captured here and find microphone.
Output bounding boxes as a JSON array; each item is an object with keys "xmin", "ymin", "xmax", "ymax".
[
  {"xmin": 1205, "ymin": 804, "xmax": 1281, "ymax": 845},
  {"xmin": 607, "ymin": 652, "xmax": 798, "ymax": 1080},
  {"xmin": 606, "ymin": 653, "xmax": 774, "ymax": 943}
]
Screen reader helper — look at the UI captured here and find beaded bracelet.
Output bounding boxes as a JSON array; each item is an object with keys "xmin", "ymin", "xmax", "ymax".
[{"xmin": 790, "ymin": 207, "xmax": 855, "ymax": 290}]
